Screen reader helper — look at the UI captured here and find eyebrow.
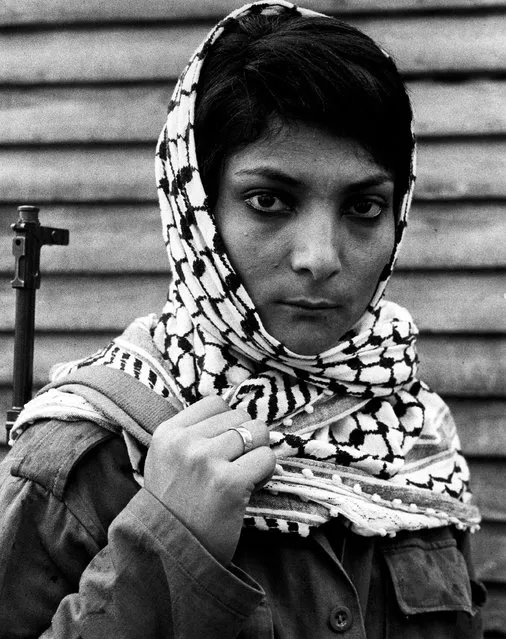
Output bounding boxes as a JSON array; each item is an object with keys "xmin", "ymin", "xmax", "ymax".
[
  {"xmin": 234, "ymin": 167, "xmax": 302, "ymax": 187},
  {"xmin": 233, "ymin": 167, "xmax": 394, "ymax": 190}
]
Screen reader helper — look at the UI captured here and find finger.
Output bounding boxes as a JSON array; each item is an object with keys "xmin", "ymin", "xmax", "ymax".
[
  {"xmin": 191, "ymin": 407, "xmax": 252, "ymax": 439},
  {"xmin": 231, "ymin": 446, "xmax": 276, "ymax": 488},
  {"xmin": 157, "ymin": 396, "xmax": 230, "ymax": 432},
  {"xmin": 213, "ymin": 419, "xmax": 269, "ymax": 461}
]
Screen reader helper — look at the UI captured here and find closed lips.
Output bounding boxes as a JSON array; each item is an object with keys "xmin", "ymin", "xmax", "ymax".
[{"xmin": 283, "ymin": 299, "xmax": 339, "ymax": 309}]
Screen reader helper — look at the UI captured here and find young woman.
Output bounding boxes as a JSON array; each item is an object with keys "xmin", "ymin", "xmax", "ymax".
[{"xmin": 0, "ymin": 2, "xmax": 485, "ymax": 637}]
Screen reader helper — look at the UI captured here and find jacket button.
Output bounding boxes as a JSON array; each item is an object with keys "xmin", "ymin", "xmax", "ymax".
[{"xmin": 329, "ymin": 605, "xmax": 352, "ymax": 633}]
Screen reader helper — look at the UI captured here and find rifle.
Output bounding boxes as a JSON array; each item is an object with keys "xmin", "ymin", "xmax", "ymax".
[{"xmin": 5, "ymin": 206, "xmax": 69, "ymax": 440}]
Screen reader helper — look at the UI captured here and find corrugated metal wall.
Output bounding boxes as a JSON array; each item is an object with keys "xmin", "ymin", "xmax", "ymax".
[{"xmin": 0, "ymin": 0, "xmax": 504, "ymax": 632}]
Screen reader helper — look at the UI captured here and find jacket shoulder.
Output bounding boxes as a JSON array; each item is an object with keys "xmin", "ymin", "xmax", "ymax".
[{"xmin": 7, "ymin": 419, "xmax": 115, "ymax": 500}]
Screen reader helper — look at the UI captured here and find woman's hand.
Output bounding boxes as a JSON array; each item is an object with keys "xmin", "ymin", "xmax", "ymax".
[{"xmin": 144, "ymin": 396, "xmax": 276, "ymax": 566}]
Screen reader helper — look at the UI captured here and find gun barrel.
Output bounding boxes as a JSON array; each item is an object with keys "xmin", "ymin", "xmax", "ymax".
[
  {"xmin": 7, "ymin": 289, "xmax": 36, "ymax": 429},
  {"xmin": 6, "ymin": 206, "xmax": 69, "ymax": 439}
]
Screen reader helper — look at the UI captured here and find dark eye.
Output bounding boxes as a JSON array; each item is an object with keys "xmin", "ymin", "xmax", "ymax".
[
  {"xmin": 345, "ymin": 199, "xmax": 385, "ymax": 219},
  {"xmin": 245, "ymin": 193, "xmax": 289, "ymax": 213}
]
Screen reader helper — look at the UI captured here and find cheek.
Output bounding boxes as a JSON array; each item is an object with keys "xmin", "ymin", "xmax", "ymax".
[
  {"xmin": 220, "ymin": 213, "xmax": 286, "ymax": 274},
  {"xmin": 349, "ymin": 222, "xmax": 395, "ymax": 299},
  {"xmin": 217, "ymin": 222, "xmax": 281, "ymax": 300}
]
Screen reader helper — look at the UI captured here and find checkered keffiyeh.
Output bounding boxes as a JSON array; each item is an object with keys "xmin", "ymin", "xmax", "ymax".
[{"xmin": 12, "ymin": 1, "xmax": 480, "ymax": 537}]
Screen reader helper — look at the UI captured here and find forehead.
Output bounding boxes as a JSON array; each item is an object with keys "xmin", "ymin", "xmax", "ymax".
[{"xmin": 223, "ymin": 121, "xmax": 394, "ymax": 189}]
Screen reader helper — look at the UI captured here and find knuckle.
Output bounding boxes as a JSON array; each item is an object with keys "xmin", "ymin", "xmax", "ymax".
[
  {"xmin": 161, "ymin": 430, "xmax": 207, "ymax": 468},
  {"xmin": 201, "ymin": 395, "xmax": 229, "ymax": 412},
  {"xmin": 251, "ymin": 417, "xmax": 268, "ymax": 430},
  {"xmin": 261, "ymin": 446, "xmax": 277, "ymax": 470},
  {"xmin": 244, "ymin": 418, "xmax": 269, "ymax": 446},
  {"xmin": 233, "ymin": 408, "xmax": 252, "ymax": 423},
  {"xmin": 213, "ymin": 464, "xmax": 236, "ymax": 493},
  {"xmin": 168, "ymin": 428, "xmax": 188, "ymax": 450},
  {"xmin": 153, "ymin": 415, "xmax": 181, "ymax": 443},
  {"xmin": 256, "ymin": 424, "xmax": 271, "ymax": 446},
  {"xmin": 184, "ymin": 440, "xmax": 209, "ymax": 466},
  {"xmin": 151, "ymin": 423, "xmax": 171, "ymax": 449}
]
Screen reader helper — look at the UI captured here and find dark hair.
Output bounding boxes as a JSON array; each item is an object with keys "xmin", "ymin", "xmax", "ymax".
[{"xmin": 194, "ymin": 9, "xmax": 414, "ymax": 209}]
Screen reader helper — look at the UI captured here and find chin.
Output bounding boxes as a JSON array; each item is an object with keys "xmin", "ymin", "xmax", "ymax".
[
  {"xmin": 282, "ymin": 336, "xmax": 341, "ymax": 357},
  {"xmin": 264, "ymin": 316, "xmax": 348, "ymax": 357}
]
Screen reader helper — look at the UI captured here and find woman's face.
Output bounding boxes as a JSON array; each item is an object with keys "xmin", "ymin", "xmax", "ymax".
[{"xmin": 214, "ymin": 121, "xmax": 396, "ymax": 356}]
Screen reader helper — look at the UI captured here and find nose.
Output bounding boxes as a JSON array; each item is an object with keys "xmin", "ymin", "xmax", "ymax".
[{"xmin": 290, "ymin": 206, "xmax": 341, "ymax": 281}]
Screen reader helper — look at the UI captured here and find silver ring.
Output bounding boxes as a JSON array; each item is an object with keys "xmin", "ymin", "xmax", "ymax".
[{"xmin": 228, "ymin": 426, "xmax": 254, "ymax": 454}]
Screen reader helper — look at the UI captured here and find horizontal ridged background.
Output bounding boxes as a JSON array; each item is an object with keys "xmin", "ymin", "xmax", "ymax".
[{"xmin": 0, "ymin": 0, "xmax": 504, "ymax": 632}]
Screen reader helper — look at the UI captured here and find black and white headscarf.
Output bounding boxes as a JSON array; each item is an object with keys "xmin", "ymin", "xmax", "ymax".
[
  {"xmin": 13, "ymin": 1, "xmax": 479, "ymax": 537},
  {"xmin": 152, "ymin": 0, "xmax": 418, "ymax": 476}
]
